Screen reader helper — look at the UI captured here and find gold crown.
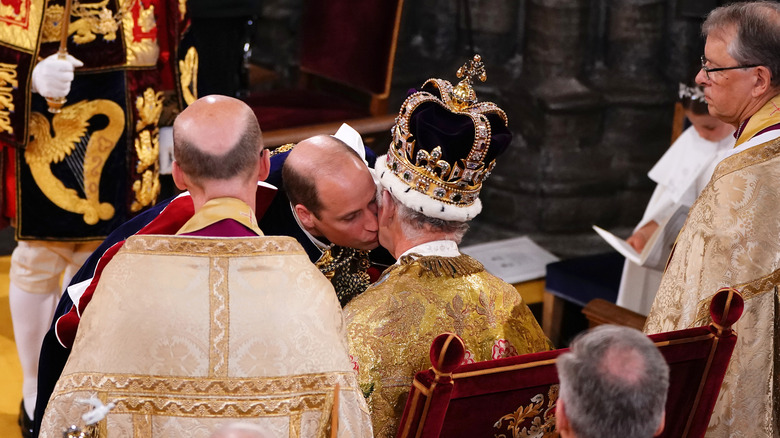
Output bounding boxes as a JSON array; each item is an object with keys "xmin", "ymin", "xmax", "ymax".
[{"xmin": 385, "ymin": 54, "xmax": 508, "ymax": 208}]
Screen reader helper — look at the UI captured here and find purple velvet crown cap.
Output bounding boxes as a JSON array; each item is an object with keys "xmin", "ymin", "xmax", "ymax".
[{"xmin": 407, "ymin": 83, "xmax": 512, "ymax": 168}]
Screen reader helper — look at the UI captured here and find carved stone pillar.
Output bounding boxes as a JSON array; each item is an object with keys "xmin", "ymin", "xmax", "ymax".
[{"xmin": 523, "ymin": 0, "xmax": 597, "ymax": 107}]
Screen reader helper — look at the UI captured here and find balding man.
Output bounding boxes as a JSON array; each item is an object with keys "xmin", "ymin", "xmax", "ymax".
[
  {"xmin": 33, "ymin": 120, "xmax": 386, "ymax": 431},
  {"xmin": 556, "ymin": 325, "xmax": 669, "ymax": 438},
  {"xmin": 643, "ymin": 2, "xmax": 780, "ymax": 435},
  {"xmin": 38, "ymin": 95, "xmax": 372, "ymax": 437},
  {"xmin": 268, "ymin": 134, "xmax": 381, "ymax": 305}
]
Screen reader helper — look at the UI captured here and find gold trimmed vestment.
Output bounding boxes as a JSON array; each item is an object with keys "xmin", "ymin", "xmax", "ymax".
[
  {"xmin": 644, "ymin": 96, "xmax": 780, "ymax": 437},
  {"xmin": 41, "ymin": 234, "xmax": 373, "ymax": 437},
  {"xmin": 344, "ymin": 246, "xmax": 552, "ymax": 437}
]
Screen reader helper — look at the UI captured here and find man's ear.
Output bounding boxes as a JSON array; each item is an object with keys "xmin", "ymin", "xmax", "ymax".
[
  {"xmin": 377, "ymin": 189, "xmax": 395, "ymax": 228},
  {"xmin": 294, "ymin": 204, "xmax": 318, "ymax": 233},
  {"xmin": 172, "ymin": 161, "xmax": 187, "ymax": 191},
  {"xmin": 752, "ymin": 66, "xmax": 773, "ymax": 97},
  {"xmin": 381, "ymin": 189, "xmax": 396, "ymax": 217},
  {"xmin": 556, "ymin": 398, "xmax": 573, "ymax": 437},
  {"xmin": 653, "ymin": 411, "xmax": 666, "ymax": 437},
  {"xmin": 257, "ymin": 148, "xmax": 270, "ymax": 182}
]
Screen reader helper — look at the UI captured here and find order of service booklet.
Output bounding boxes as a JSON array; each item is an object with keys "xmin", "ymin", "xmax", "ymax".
[{"xmin": 593, "ymin": 205, "xmax": 689, "ymax": 271}]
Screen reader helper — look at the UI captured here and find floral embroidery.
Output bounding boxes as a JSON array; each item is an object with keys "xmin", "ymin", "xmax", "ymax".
[
  {"xmin": 461, "ymin": 349, "xmax": 475, "ymax": 365},
  {"xmin": 350, "ymin": 355, "xmax": 359, "ymax": 373},
  {"xmin": 492, "ymin": 339, "xmax": 518, "ymax": 359}
]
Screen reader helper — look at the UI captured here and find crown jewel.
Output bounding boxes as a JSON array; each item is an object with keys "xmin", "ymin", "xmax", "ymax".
[{"xmin": 385, "ymin": 54, "xmax": 508, "ymax": 211}]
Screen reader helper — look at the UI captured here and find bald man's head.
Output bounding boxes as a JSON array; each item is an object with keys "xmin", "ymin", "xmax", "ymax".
[
  {"xmin": 173, "ymin": 95, "xmax": 264, "ymax": 185},
  {"xmin": 283, "ymin": 135, "xmax": 363, "ymax": 216}
]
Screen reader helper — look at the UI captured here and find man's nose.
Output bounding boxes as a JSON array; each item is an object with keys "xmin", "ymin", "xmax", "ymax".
[
  {"xmin": 365, "ymin": 209, "xmax": 379, "ymax": 231},
  {"xmin": 695, "ymin": 69, "xmax": 709, "ymax": 86}
]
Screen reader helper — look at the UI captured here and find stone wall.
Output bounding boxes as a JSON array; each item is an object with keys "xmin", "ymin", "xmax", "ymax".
[{"xmin": 251, "ymin": 0, "xmax": 716, "ymax": 257}]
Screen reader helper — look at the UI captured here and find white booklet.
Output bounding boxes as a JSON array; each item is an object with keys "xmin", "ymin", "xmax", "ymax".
[
  {"xmin": 593, "ymin": 205, "xmax": 689, "ymax": 271},
  {"xmin": 461, "ymin": 236, "xmax": 559, "ymax": 284}
]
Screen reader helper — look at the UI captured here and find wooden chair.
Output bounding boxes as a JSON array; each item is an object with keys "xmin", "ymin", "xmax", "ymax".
[
  {"xmin": 582, "ymin": 297, "xmax": 646, "ymax": 330},
  {"xmin": 397, "ymin": 288, "xmax": 743, "ymax": 438},
  {"xmin": 244, "ymin": 0, "xmax": 405, "ymax": 149}
]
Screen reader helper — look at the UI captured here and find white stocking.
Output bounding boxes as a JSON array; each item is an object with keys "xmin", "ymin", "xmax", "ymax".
[{"xmin": 9, "ymin": 281, "xmax": 59, "ymax": 418}]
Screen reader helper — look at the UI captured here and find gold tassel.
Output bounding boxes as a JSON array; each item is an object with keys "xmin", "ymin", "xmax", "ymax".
[{"xmin": 396, "ymin": 253, "xmax": 484, "ymax": 278}]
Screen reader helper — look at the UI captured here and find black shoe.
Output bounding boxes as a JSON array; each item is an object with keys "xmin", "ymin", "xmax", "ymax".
[{"xmin": 18, "ymin": 401, "xmax": 34, "ymax": 438}]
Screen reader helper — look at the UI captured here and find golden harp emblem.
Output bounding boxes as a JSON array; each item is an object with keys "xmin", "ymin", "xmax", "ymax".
[{"xmin": 25, "ymin": 99, "xmax": 124, "ymax": 225}]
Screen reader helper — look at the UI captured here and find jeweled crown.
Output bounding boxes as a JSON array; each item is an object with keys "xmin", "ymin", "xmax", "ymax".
[{"xmin": 383, "ymin": 55, "xmax": 510, "ymax": 219}]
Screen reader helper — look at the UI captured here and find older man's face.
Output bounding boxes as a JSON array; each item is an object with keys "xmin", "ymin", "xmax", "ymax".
[{"xmin": 696, "ymin": 27, "xmax": 758, "ymax": 127}]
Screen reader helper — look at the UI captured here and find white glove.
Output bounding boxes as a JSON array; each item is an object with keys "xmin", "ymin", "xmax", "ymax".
[{"xmin": 31, "ymin": 53, "xmax": 83, "ymax": 98}]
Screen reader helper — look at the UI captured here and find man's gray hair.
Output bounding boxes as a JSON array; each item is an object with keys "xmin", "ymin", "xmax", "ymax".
[
  {"xmin": 379, "ymin": 188, "xmax": 469, "ymax": 243},
  {"xmin": 703, "ymin": 1, "xmax": 780, "ymax": 87},
  {"xmin": 556, "ymin": 325, "xmax": 669, "ymax": 438}
]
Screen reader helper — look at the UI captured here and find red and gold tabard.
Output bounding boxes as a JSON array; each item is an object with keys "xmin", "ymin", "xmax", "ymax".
[{"xmin": 0, "ymin": 0, "xmax": 197, "ymax": 240}]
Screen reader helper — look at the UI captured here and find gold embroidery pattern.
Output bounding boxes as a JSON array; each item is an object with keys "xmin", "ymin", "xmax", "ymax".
[
  {"xmin": 131, "ymin": 88, "xmax": 163, "ymax": 212},
  {"xmin": 0, "ymin": 0, "xmax": 42, "ymax": 52},
  {"xmin": 493, "ymin": 385, "xmax": 559, "ymax": 438},
  {"xmin": 51, "ymin": 371, "xmax": 359, "ymax": 417},
  {"xmin": 178, "ymin": 0, "xmax": 186, "ymax": 20},
  {"xmin": 395, "ymin": 253, "xmax": 486, "ymax": 278},
  {"xmin": 120, "ymin": 0, "xmax": 159, "ymax": 66},
  {"xmin": 122, "ymin": 234, "xmax": 307, "ymax": 256},
  {"xmin": 316, "ymin": 246, "xmax": 371, "ymax": 306},
  {"xmin": 270, "ymin": 143, "xmax": 295, "ymax": 157},
  {"xmin": 42, "ymin": 0, "xmax": 133, "ymax": 44},
  {"xmin": 40, "ymin": 4, "xmax": 64, "ymax": 42},
  {"xmin": 477, "ymin": 290, "xmax": 498, "ymax": 326},
  {"xmin": 209, "ymin": 256, "xmax": 230, "ymax": 378},
  {"xmin": 345, "ymin": 254, "xmax": 552, "ymax": 436},
  {"xmin": 179, "ymin": 46, "xmax": 198, "ymax": 105},
  {"xmin": 712, "ymin": 137, "xmax": 780, "ymax": 181},
  {"xmin": 643, "ymin": 132, "xmax": 780, "ymax": 436},
  {"xmin": 25, "ymin": 99, "xmax": 123, "ymax": 224},
  {"xmin": 0, "ymin": 62, "xmax": 17, "ymax": 134},
  {"xmin": 290, "ymin": 412, "xmax": 302, "ymax": 438}
]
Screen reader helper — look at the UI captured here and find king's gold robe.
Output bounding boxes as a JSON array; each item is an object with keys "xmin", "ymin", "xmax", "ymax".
[
  {"xmin": 345, "ymin": 253, "xmax": 552, "ymax": 437},
  {"xmin": 645, "ymin": 97, "xmax": 780, "ymax": 437},
  {"xmin": 41, "ymin": 234, "xmax": 372, "ymax": 437}
]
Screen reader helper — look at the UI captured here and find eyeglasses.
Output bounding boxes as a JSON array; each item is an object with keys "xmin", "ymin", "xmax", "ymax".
[{"xmin": 700, "ymin": 55, "xmax": 760, "ymax": 80}]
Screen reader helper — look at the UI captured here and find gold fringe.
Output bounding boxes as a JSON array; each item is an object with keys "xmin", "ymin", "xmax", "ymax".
[
  {"xmin": 396, "ymin": 253, "xmax": 485, "ymax": 278},
  {"xmin": 271, "ymin": 143, "xmax": 295, "ymax": 157}
]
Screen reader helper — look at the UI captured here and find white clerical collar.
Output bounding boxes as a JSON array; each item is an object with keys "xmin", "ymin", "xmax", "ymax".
[
  {"xmin": 397, "ymin": 240, "xmax": 460, "ymax": 263},
  {"xmin": 290, "ymin": 202, "xmax": 331, "ymax": 253},
  {"xmin": 721, "ymin": 129, "xmax": 780, "ymax": 160}
]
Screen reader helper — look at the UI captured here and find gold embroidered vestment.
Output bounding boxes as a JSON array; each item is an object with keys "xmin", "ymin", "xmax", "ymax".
[
  {"xmin": 645, "ymin": 108, "xmax": 780, "ymax": 436},
  {"xmin": 344, "ymin": 254, "xmax": 552, "ymax": 437},
  {"xmin": 41, "ymin": 235, "xmax": 372, "ymax": 437}
]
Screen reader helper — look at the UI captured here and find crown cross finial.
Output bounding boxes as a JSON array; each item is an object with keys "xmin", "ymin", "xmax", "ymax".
[
  {"xmin": 452, "ymin": 54, "xmax": 486, "ymax": 109},
  {"xmin": 457, "ymin": 54, "xmax": 486, "ymax": 84}
]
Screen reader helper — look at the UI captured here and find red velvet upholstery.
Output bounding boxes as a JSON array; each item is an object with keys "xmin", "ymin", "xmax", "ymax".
[
  {"xmin": 398, "ymin": 288, "xmax": 743, "ymax": 438},
  {"xmin": 245, "ymin": 89, "xmax": 366, "ymax": 131},
  {"xmin": 299, "ymin": 0, "xmax": 402, "ymax": 95},
  {"xmin": 246, "ymin": 0, "xmax": 404, "ymax": 133}
]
